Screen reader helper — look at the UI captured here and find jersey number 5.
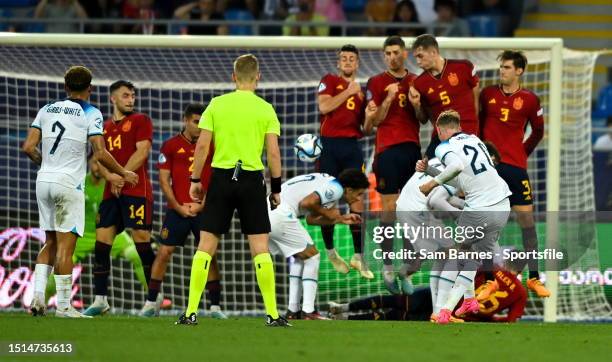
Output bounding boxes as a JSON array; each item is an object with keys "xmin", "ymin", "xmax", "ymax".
[
  {"xmin": 49, "ymin": 121, "xmax": 66, "ymax": 155},
  {"xmin": 439, "ymin": 91, "xmax": 450, "ymax": 105},
  {"xmin": 463, "ymin": 143, "xmax": 494, "ymax": 175}
]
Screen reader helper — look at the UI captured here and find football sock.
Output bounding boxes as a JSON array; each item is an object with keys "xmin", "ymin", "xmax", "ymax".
[
  {"xmin": 288, "ymin": 258, "xmax": 304, "ymax": 312},
  {"xmin": 206, "ymin": 279, "xmax": 221, "ymax": 307},
  {"xmin": 321, "ymin": 224, "xmax": 335, "ymax": 251},
  {"xmin": 93, "ymin": 241, "xmax": 111, "ymax": 296},
  {"xmin": 33, "ymin": 264, "xmax": 52, "ymax": 302},
  {"xmin": 436, "ymin": 260, "xmax": 460, "ymax": 313},
  {"xmin": 253, "ymin": 253, "xmax": 279, "ymax": 319},
  {"xmin": 135, "ymin": 242, "xmax": 155, "ymax": 286},
  {"xmin": 443, "ymin": 269, "xmax": 477, "ymax": 311},
  {"xmin": 147, "ymin": 278, "xmax": 162, "ymax": 302},
  {"xmin": 349, "ymin": 212, "xmax": 363, "ymax": 254},
  {"xmin": 54, "ymin": 274, "xmax": 72, "ymax": 310},
  {"xmin": 186, "ymin": 250, "xmax": 211, "ymax": 315},
  {"xmin": 301, "ymin": 253, "xmax": 320, "ymax": 313},
  {"xmin": 522, "ymin": 226, "xmax": 540, "ymax": 279}
]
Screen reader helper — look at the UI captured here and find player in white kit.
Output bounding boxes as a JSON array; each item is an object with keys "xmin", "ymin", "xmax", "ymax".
[
  {"xmin": 22, "ymin": 66, "xmax": 138, "ymax": 318},
  {"xmin": 418, "ymin": 110, "xmax": 511, "ymax": 324},
  {"xmin": 270, "ymin": 169, "xmax": 369, "ymax": 320}
]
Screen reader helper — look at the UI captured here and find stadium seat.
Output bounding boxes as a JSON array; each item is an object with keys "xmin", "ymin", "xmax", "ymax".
[
  {"xmin": 467, "ymin": 15, "xmax": 499, "ymax": 37},
  {"xmin": 593, "ymin": 84, "xmax": 612, "ymax": 118},
  {"xmin": 224, "ymin": 9, "xmax": 254, "ymax": 36},
  {"xmin": 342, "ymin": 0, "xmax": 367, "ymax": 13}
]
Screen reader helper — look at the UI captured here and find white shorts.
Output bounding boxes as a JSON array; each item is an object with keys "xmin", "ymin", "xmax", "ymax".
[
  {"xmin": 268, "ymin": 208, "xmax": 313, "ymax": 257},
  {"xmin": 396, "ymin": 210, "xmax": 454, "ymax": 254},
  {"xmin": 36, "ymin": 181, "xmax": 85, "ymax": 237}
]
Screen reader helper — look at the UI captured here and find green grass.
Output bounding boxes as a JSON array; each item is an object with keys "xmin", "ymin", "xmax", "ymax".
[{"xmin": 0, "ymin": 314, "xmax": 610, "ymax": 362}]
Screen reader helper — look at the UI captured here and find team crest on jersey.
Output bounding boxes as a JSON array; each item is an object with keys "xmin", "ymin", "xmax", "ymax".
[
  {"xmin": 325, "ymin": 189, "xmax": 334, "ymax": 200},
  {"xmin": 448, "ymin": 72, "xmax": 459, "ymax": 86},
  {"xmin": 489, "ymin": 98, "xmax": 496, "ymax": 104},
  {"xmin": 122, "ymin": 120, "xmax": 132, "ymax": 132},
  {"xmin": 161, "ymin": 227, "xmax": 169, "ymax": 240},
  {"xmin": 318, "ymin": 82, "xmax": 327, "ymax": 93},
  {"xmin": 427, "ymin": 87, "xmax": 434, "ymax": 94},
  {"xmin": 513, "ymin": 97, "xmax": 524, "ymax": 110}
]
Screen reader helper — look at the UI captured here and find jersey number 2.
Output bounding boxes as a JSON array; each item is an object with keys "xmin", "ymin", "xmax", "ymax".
[
  {"xmin": 463, "ymin": 143, "xmax": 494, "ymax": 175},
  {"xmin": 49, "ymin": 121, "xmax": 65, "ymax": 155}
]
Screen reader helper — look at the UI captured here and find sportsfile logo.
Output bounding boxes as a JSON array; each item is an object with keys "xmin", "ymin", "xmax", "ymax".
[{"xmin": 371, "ymin": 223, "xmax": 485, "ymax": 244}]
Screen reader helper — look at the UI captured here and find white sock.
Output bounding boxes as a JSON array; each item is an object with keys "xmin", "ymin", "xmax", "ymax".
[
  {"xmin": 210, "ymin": 305, "xmax": 222, "ymax": 312},
  {"xmin": 94, "ymin": 295, "xmax": 108, "ymax": 304},
  {"xmin": 435, "ymin": 265, "xmax": 459, "ymax": 314},
  {"xmin": 301, "ymin": 253, "xmax": 320, "ymax": 313},
  {"xmin": 461, "ymin": 270, "xmax": 477, "ymax": 299},
  {"xmin": 54, "ymin": 274, "xmax": 72, "ymax": 310},
  {"xmin": 144, "ymin": 300, "xmax": 156, "ymax": 308},
  {"xmin": 288, "ymin": 257, "xmax": 304, "ymax": 313},
  {"xmin": 34, "ymin": 264, "xmax": 52, "ymax": 302},
  {"xmin": 429, "ymin": 271, "xmax": 441, "ymax": 311},
  {"xmin": 443, "ymin": 270, "xmax": 476, "ymax": 311}
]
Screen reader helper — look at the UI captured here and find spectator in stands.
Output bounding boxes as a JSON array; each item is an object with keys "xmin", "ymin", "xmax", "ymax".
[
  {"xmin": 315, "ymin": 0, "xmax": 345, "ymax": 36},
  {"xmin": 261, "ymin": 0, "xmax": 298, "ymax": 35},
  {"xmin": 217, "ymin": 0, "xmax": 259, "ymax": 18},
  {"xmin": 433, "ymin": 0, "xmax": 470, "ymax": 37},
  {"xmin": 594, "ymin": 116, "xmax": 612, "ymax": 152},
  {"xmin": 34, "ymin": 0, "xmax": 88, "ymax": 33},
  {"xmin": 282, "ymin": 0, "xmax": 329, "ymax": 36},
  {"xmin": 122, "ymin": 0, "xmax": 160, "ymax": 34},
  {"xmin": 365, "ymin": 0, "xmax": 396, "ymax": 36},
  {"xmin": 174, "ymin": 0, "xmax": 228, "ymax": 35},
  {"xmin": 387, "ymin": 0, "xmax": 423, "ymax": 37}
]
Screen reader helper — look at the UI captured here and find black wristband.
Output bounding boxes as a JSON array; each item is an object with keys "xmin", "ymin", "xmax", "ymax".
[
  {"xmin": 190, "ymin": 177, "xmax": 201, "ymax": 183},
  {"xmin": 271, "ymin": 177, "xmax": 281, "ymax": 193}
]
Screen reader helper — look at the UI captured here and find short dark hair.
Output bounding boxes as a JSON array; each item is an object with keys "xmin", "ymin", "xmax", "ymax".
[
  {"xmin": 434, "ymin": 0, "xmax": 457, "ymax": 13},
  {"xmin": 183, "ymin": 103, "xmax": 205, "ymax": 118},
  {"xmin": 110, "ymin": 80, "xmax": 135, "ymax": 94},
  {"xmin": 436, "ymin": 109, "xmax": 460, "ymax": 127},
  {"xmin": 64, "ymin": 66, "xmax": 92, "ymax": 92},
  {"xmin": 339, "ymin": 44, "xmax": 359, "ymax": 57},
  {"xmin": 337, "ymin": 169, "xmax": 370, "ymax": 190},
  {"xmin": 498, "ymin": 50, "xmax": 528, "ymax": 71},
  {"xmin": 383, "ymin": 35, "xmax": 405, "ymax": 50},
  {"xmin": 484, "ymin": 141, "xmax": 501, "ymax": 164},
  {"xmin": 411, "ymin": 34, "xmax": 439, "ymax": 51}
]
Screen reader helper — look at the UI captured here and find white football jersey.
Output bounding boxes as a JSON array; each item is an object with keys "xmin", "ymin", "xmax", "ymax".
[
  {"xmin": 396, "ymin": 158, "xmax": 456, "ymax": 212},
  {"xmin": 31, "ymin": 99, "xmax": 104, "ymax": 189},
  {"xmin": 279, "ymin": 173, "xmax": 343, "ymax": 217},
  {"xmin": 435, "ymin": 133, "xmax": 511, "ymax": 209}
]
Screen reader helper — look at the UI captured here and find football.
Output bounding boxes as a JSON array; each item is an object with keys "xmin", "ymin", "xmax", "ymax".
[{"xmin": 294, "ymin": 133, "xmax": 322, "ymax": 163}]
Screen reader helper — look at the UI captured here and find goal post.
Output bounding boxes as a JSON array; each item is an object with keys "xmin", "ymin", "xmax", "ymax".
[{"xmin": 0, "ymin": 33, "xmax": 606, "ymax": 321}]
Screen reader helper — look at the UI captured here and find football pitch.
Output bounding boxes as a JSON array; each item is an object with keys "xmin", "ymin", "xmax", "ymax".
[{"xmin": 1, "ymin": 314, "xmax": 611, "ymax": 362}]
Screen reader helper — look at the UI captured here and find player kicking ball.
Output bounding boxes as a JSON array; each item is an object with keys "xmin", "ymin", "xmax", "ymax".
[{"xmin": 269, "ymin": 169, "xmax": 369, "ymax": 320}]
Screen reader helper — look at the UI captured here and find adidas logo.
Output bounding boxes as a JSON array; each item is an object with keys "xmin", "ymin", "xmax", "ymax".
[
  {"xmin": 178, "ymin": 148, "xmax": 186, "ymax": 154},
  {"xmin": 489, "ymin": 99, "xmax": 496, "ymax": 104},
  {"xmin": 427, "ymin": 88, "xmax": 434, "ymax": 94}
]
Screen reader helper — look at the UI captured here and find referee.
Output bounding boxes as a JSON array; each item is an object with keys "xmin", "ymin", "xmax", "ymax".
[{"xmin": 177, "ymin": 54, "xmax": 288, "ymax": 327}]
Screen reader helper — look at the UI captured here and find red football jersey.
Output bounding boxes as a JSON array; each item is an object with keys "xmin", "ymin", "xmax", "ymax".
[
  {"xmin": 366, "ymin": 71, "xmax": 421, "ymax": 154},
  {"xmin": 102, "ymin": 113, "xmax": 153, "ymax": 201},
  {"xmin": 413, "ymin": 59, "xmax": 479, "ymax": 135},
  {"xmin": 467, "ymin": 269, "xmax": 527, "ymax": 323},
  {"xmin": 480, "ymin": 85, "xmax": 544, "ymax": 170},
  {"xmin": 157, "ymin": 133, "xmax": 214, "ymax": 207},
  {"xmin": 318, "ymin": 73, "xmax": 364, "ymax": 139}
]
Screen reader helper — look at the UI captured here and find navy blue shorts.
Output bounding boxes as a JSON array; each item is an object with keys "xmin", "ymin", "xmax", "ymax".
[
  {"xmin": 317, "ymin": 137, "xmax": 364, "ymax": 177},
  {"xmin": 373, "ymin": 142, "xmax": 421, "ymax": 195},
  {"xmin": 96, "ymin": 195, "xmax": 153, "ymax": 233},
  {"xmin": 496, "ymin": 162, "xmax": 533, "ymax": 206},
  {"xmin": 158, "ymin": 209, "xmax": 205, "ymax": 246}
]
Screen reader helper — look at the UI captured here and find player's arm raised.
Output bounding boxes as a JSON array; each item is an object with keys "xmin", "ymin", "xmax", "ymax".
[
  {"xmin": 190, "ymin": 128, "xmax": 212, "ymax": 202},
  {"xmin": 300, "ymin": 193, "xmax": 361, "ymax": 225},
  {"xmin": 22, "ymin": 127, "xmax": 42, "ymax": 166},
  {"xmin": 89, "ymin": 135, "xmax": 138, "ymax": 186},
  {"xmin": 318, "ymin": 81, "xmax": 361, "ymax": 115},
  {"xmin": 409, "ymin": 86, "xmax": 429, "ymax": 124}
]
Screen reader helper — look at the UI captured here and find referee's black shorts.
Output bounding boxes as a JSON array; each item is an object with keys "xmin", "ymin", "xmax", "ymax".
[{"xmin": 201, "ymin": 168, "xmax": 271, "ymax": 235}]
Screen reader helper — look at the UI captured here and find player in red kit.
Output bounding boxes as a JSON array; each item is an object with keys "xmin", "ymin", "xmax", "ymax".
[
  {"xmin": 409, "ymin": 34, "xmax": 480, "ymax": 158},
  {"xmin": 465, "ymin": 268, "xmax": 527, "ymax": 323},
  {"xmin": 317, "ymin": 44, "xmax": 372, "ymax": 279},
  {"xmin": 364, "ymin": 35, "xmax": 424, "ymax": 294},
  {"xmin": 85, "ymin": 80, "xmax": 156, "ymax": 316},
  {"xmin": 478, "ymin": 50, "xmax": 550, "ymax": 299},
  {"xmin": 139, "ymin": 103, "xmax": 227, "ymax": 319}
]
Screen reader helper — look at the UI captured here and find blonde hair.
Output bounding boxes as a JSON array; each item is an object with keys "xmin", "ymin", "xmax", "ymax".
[
  {"xmin": 436, "ymin": 109, "xmax": 461, "ymax": 127},
  {"xmin": 233, "ymin": 54, "xmax": 259, "ymax": 84}
]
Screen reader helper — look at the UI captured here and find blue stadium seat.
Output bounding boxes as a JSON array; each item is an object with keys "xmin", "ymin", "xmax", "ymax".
[
  {"xmin": 467, "ymin": 15, "xmax": 499, "ymax": 37},
  {"xmin": 593, "ymin": 84, "xmax": 612, "ymax": 118},
  {"xmin": 224, "ymin": 9, "xmax": 254, "ymax": 36}
]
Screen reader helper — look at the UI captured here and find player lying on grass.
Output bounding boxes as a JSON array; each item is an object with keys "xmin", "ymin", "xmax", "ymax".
[
  {"xmin": 270, "ymin": 169, "xmax": 369, "ymax": 320},
  {"xmin": 329, "ymin": 264, "xmax": 526, "ymax": 323}
]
